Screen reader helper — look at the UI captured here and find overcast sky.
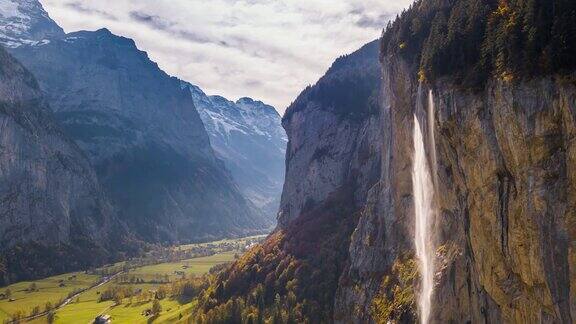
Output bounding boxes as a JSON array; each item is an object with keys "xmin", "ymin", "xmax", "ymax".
[{"xmin": 42, "ymin": 0, "xmax": 413, "ymax": 113}]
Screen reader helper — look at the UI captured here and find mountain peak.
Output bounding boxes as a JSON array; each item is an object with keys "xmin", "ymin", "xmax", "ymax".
[
  {"xmin": 236, "ymin": 97, "xmax": 278, "ymax": 116},
  {"xmin": 0, "ymin": 0, "xmax": 63, "ymax": 48}
]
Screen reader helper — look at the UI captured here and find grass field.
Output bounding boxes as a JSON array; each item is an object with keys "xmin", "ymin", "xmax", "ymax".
[
  {"xmin": 0, "ymin": 272, "xmax": 100, "ymax": 323},
  {"xmin": 130, "ymin": 252, "xmax": 238, "ymax": 282},
  {"xmin": 0, "ymin": 235, "xmax": 262, "ymax": 324},
  {"xmin": 3, "ymin": 251, "xmax": 238, "ymax": 323},
  {"xmin": 51, "ymin": 253, "xmax": 236, "ymax": 324}
]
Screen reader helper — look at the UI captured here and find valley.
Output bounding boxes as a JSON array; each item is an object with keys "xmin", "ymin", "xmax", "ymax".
[
  {"xmin": 0, "ymin": 236, "xmax": 265, "ymax": 324},
  {"xmin": 1, "ymin": 0, "xmax": 576, "ymax": 323}
]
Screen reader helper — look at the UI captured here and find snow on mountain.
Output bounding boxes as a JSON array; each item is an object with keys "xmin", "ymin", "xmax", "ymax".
[
  {"xmin": 183, "ymin": 82, "xmax": 287, "ymax": 219},
  {"xmin": 0, "ymin": 0, "xmax": 63, "ymax": 48}
]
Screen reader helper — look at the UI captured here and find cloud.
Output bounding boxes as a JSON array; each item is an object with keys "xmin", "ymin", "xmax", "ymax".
[
  {"xmin": 41, "ymin": 0, "xmax": 413, "ymax": 113},
  {"xmin": 64, "ymin": 1, "xmax": 117, "ymax": 20}
]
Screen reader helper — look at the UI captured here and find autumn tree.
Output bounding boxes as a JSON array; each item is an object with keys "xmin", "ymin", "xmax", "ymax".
[{"xmin": 152, "ymin": 299, "xmax": 162, "ymax": 316}]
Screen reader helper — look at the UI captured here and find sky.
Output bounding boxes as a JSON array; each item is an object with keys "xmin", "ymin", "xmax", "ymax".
[{"xmin": 42, "ymin": 0, "xmax": 413, "ymax": 114}]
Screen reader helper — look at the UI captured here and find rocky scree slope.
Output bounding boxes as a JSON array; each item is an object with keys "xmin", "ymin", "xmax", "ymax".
[
  {"xmin": 0, "ymin": 47, "xmax": 127, "ymax": 284},
  {"xmin": 183, "ymin": 82, "xmax": 287, "ymax": 220}
]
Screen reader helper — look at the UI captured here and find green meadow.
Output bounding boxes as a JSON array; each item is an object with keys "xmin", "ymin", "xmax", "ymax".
[
  {"xmin": 0, "ymin": 239, "xmax": 257, "ymax": 324},
  {"xmin": 0, "ymin": 272, "xmax": 100, "ymax": 323}
]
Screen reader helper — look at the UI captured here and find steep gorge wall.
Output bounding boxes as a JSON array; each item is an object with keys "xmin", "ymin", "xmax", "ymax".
[
  {"xmin": 336, "ymin": 0, "xmax": 576, "ymax": 322},
  {"xmin": 194, "ymin": 1, "xmax": 576, "ymax": 322},
  {"xmin": 337, "ymin": 57, "xmax": 576, "ymax": 324},
  {"xmin": 0, "ymin": 47, "xmax": 127, "ymax": 283}
]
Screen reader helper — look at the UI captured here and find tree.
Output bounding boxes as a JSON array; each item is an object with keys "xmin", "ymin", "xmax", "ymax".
[
  {"xmin": 152, "ymin": 299, "xmax": 162, "ymax": 316},
  {"xmin": 47, "ymin": 311, "xmax": 56, "ymax": 324},
  {"xmin": 4, "ymin": 288, "xmax": 11, "ymax": 299},
  {"xmin": 28, "ymin": 283, "xmax": 38, "ymax": 292},
  {"xmin": 31, "ymin": 305, "xmax": 40, "ymax": 316}
]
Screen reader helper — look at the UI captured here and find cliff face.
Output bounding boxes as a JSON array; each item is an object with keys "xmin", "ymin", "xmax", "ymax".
[
  {"xmin": 199, "ymin": 1, "xmax": 576, "ymax": 322},
  {"xmin": 194, "ymin": 41, "xmax": 384, "ymax": 323},
  {"xmin": 428, "ymin": 72, "xmax": 575, "ymax": 323},
  {"xmin": 0, "ymin": 47, "xmax": 124, "ymax": 283},
  {"xmin": 279, "ymin": 40, "xmax": 382, "ymax": 228},
  {"xmin": 336, "ymin": 55, "xmax": 576, "ymax": 323},
  {"xmin": 336, "ymin": 0, "xmax": 576, "ymax": 322},
  {"xmin": 9, "ymin": 28, "xmax": 270, "ymax": 243}
]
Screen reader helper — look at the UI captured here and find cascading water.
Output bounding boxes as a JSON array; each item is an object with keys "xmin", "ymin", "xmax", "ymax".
[{"xmin": 412, "ymin": 112, "xmax": 435, "ymax": 324}]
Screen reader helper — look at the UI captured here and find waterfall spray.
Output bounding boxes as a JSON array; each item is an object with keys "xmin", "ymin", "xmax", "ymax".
[{"xmin": 412, "ymin": 114, "xmax": 435, "ymax": 324}]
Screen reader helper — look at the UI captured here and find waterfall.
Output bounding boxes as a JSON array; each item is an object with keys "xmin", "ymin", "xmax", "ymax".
[{"xmin": 412, "ymin": 114, "xmax": 435, "ymax": 324}]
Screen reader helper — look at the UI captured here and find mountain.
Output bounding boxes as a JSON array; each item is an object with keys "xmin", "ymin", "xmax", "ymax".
[
  {"xmin": 193, "ymin": 40, "xmax": 383, "ymax": 322},
  {"xmin": 0, "ymin": 47, "xmax": 129, "ymax": 284},
  {"xmin": 5, "ymin": 0, "xmax": 271, "ymax": 243},
  {"xmin": 193, "ymin": 0, "xmax": 576, "ymax": 322},
  {"xmin": 182, "ymin": 83, "xmax": 287, "ymax": 219},
  {"xmin": 0, "ymin": 0, "xmax": 63, "ymax": 47}
]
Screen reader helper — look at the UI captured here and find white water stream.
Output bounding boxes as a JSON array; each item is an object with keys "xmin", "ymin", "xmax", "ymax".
[{"xmin": 412, "ymin": 97, "xmax": 436, "ymax": 324}]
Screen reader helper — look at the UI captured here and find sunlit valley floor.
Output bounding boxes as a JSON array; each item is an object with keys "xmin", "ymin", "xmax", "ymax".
[{"xmin": 0, "ymin": 236, "xmax": 265, "ymax": 324}]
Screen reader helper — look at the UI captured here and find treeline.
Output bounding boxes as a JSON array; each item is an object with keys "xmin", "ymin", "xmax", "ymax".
[{"xmin": 381, "ymin": 0, "xmax": 576, "ymax": 87}]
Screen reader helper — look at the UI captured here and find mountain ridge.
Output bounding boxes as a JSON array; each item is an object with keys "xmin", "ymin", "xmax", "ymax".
[
  {"xmin": 182, "ymin": 81, "xmax": 287, "ymax": 219},
  {"xmin": 2, "ymin": 0, "xmax": 273, "ymax": 248}
]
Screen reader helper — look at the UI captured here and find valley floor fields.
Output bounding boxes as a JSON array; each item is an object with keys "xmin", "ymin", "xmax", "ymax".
[{"xmin": 0, "ymin": 235, "xmax": 266, "ymax": 324}]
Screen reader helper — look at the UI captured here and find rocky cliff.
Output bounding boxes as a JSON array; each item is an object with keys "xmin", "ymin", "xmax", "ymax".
[
  {"xmin": 194, "ymin": 40, "xmax": 383, "ymax": 323},
  {"xmin": 0, "ymin": 47, "xmax": 126, "ymax": 284},
  {"xmin": 183, "ymin": 83, "xmax": 286, "ymax": 220},
  {"xmin": 338, "ymin": 0, "xmax": 576, "ymax": 323},
  {"xmin": 196, "ymin": 0, "xmax": 576, "ymax": 323}
]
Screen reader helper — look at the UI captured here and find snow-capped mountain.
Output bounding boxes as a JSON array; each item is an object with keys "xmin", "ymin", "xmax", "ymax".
[
  {"xmin": 183, "ymin": 82, "xmax": 287, "ymax": 219},
  {"xmin": 4, "ymin": 0, "xmax": 273, "ymax": 246},
  {"xmin": 0, "ymin": 0, "xmax": 63, "ymax": 47}
]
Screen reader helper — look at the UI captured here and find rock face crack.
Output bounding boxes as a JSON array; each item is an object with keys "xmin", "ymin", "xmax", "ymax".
[{"xmin": 497, "ymin": 171, "xmax": 515, "ymax": 254}]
